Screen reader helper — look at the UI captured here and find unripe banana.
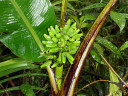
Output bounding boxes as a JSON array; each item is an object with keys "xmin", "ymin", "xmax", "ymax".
[
  {"xmin": 55, "ymin": 25, "xmax": 60, "ymax": 33},
  {"xmin": 57, "ymin": 41, "xmax": 62, "ymax": 47},
  {"xmin": 41, "ymin": 19, "xmax": 82, "ymax": 68},
  {"xmin": 57, "ymin": 52, "xmax": 62, "ymax": 63},
  {"xmin": 62, "ymin": 52, "xmax": 66, "ymax": 63},
  {"xmin": 64, "ymin": 35, "xmax": 70, "ymax": 41},
  {"xmin": 69, "ymin": 49, "xmax": 77, "ymax": 54},
  {"xmin": 73, "ymin": 41, "xmax": 81, "ymax": 44},
  {"xmin": 46, "ymin": 43, "xmax": 57, "ymax": 47},
  {"xmin": 68, "ymin": 45, "xmax": 77, "ymax": 50},
  {"xmin": 42, "ymin": 41, "xmax": 47, "ymax": 44},
  {"xmin": 45, "ymin": 41, "xmax": 54, "ymax": 44},
  {"xmin": 52, "ymin": 37, "xmax": 58, "ymax": 43},
  {"xmin": 45, "ymin": 55, "xmax": 56, "ymax": 59},
  {"xmin": 66, "ymin": 23, "xmax": 77, "ymax": 35},
  {"xmin": 56, "ymin": 33, "xmax": 62, "ymax": 38},
  {"xmin": 51, "ymin": 62, "xmax": 59, "ymax": 68},
  {"xmin": 49, "ymin": 31, "xmax": 55, "ymax": 37},
  {"xmin": 69, "ymin": 37, "xmax": 74, "ymax": 42},
  {"xmin": 62, "ymin": 19, "xmax": 71, "ymax": 34},
  {"xmin": 41, "ymin": 60, "xmax": 52, "ymax": 68},
  {"xmin": 49, "ymin": 47, "xmax": 59, "ymax": 53},
  {"xmin": 65, "ymin": 52, "xmax": 74, "ymax": 64},
  {"xmin": 60, "ymin": 37, "xmax": 65, "ymax": 47},
  {"xmin": 48, "ymin": 28, "xmax": 51, "ymax": 32},
  {"xmin": 50, "ymin": 26, "xmax": 57, "ymax": 34},
  {"xmin": 44, "ymin": 34, "xmax": 52, "ymax": 41},
  {"xmin": 70, "ymin": 29, "xmax": 80, "ymax": 37},
  {"xmin": 72, "ymin": 34, "xmax": 83, "ymax": 40}
]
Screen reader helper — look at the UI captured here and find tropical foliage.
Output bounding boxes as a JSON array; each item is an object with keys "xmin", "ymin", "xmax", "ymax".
[{"xmin": 0, "ymin": 0, "xmax": 128, "ymax": 96}]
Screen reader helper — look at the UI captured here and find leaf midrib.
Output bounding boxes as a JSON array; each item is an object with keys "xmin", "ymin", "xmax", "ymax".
[{"xmin": 10, "ymin": 0, "xmax": 44, "ymax": 53}]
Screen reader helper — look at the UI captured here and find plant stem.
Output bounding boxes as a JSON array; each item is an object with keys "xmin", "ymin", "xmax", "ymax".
[
  {"xmin": 46, "ymin": 66, "xmax": 58, "ymax": 95},
  {"xmin": 55, "ymin": 65, "xmax": 63, "ymax": 90},
  {"xmin": 60, "ymin": 0, "xmax": 68, "ymax": 27},
  {"xmin": 100, "ymin": 54, "xmax": 128, "ymax": 88},
  {"xmin": 5, "ymin": 75, "xmax": 15, "ymax": 87},
  {"xmin": 74, "ymin": 80, "xmax": 112, "ymax": 95},
  {"xmin": 53, "ymin": 0, "xmax": 68, "ymax": 91}
]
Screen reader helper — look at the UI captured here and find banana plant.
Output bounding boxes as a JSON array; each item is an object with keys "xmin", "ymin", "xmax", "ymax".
[
  {"xmin": 0, "ymin": 0, "xmax": 118, "ymax": 96},
  {"xmin": 58, "ymin": 0, "xmax": 118, "ymax": 95}
]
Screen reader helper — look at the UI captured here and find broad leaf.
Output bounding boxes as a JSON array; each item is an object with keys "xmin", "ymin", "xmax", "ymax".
[
  {"xmin": 93, "ymin": 42, "xmax": 104, "ymax": 55},
  {"xmin": 110, "ymin": 11, "xmax": 128, "ymax": 32},
  {"xmin": 20, "ymin": 82, "xmax": 35, "ymax": 96},
  {"xmin": 96, "ymin": 36, "xmax": 122, "ymax": 58},
  {"xmin": 0, "ymin": 86, "xmax": 48, "ymax": 94},
  {"xmin": 90, "ymin": 49, "xmax": 104, "ymax": 64},
  {"xmin": 119, "ymin": 41, "xmax": 128, "ymax": 51},
  {"xmin": 80, "ymin": 3, "xmax": 106, "ymax": 11},
  {"xmin": 0, "ymin": 73, "xmax": 47, "ymax": 84},
  {"xmin": 0, "ymin": 58, "xmax": 39, "ymax": 77},
  {"xmin": 0, "ymin": 0, "xmax": 56, "ymax": 62},
  {"xmin": 67, "ymin": 2, "xmax": 75, "ymax": 11},
  {"xmin": 109, "ymin": 69, "xmax": 122, "ymax": 96},
  {"xmin": 83, "ymin": 14, "xmax": 96, "ymax": 22}
]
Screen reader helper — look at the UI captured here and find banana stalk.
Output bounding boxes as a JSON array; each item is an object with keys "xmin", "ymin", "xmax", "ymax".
[{"xmin": 58, "ymin": 0, "xmax": 118, "ymax": 96}]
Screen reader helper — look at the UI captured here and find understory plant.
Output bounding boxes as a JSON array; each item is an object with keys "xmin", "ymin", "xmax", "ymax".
[{"xmin": 0, "ymin": 0, "xmax": 128, "ymax": 96}]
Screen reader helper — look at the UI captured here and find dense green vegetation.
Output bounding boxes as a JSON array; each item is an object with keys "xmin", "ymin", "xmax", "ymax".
[{"xmin": 0, "ymin": 0, "xmax": 128, "ymax": 96}]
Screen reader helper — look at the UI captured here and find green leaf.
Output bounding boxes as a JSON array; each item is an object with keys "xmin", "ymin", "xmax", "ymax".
[
  {"xmin": 93, "ymin": 42, "xmax": 104, "ymax": 55},
  {"xmin": 96, "ymin": 36, "xmax": 122, "ymax": 58},
  {"xmin": 83, "ymin": 14, "xmax": 96, "ymax": 22},
  {"xmin": 0, "ymin": 86, "xmax": 48, "ymax": 94},
  {"xmin": 0, "ymin": 58, "xmax": 38, "ymax": 77},
  {"xmin": 0, "ymin": 73, "xmax": 47, "ymax": 84},
  {"xmin": 119, "ymin": 41, "xmax": 128, "ymax": 51},
  {"xmin": 80, "ymin": 3, "xmax": 106, "ymax": 11},
  {"xmin": 0, "ymin": 0, "xmax": 56, "ymax": 62},
  {"xmin": 109, "ymin": 69, "xmax": 122, "ymax": 96},
  {"xmin": 90, "ymin": 49, "xmax": 104, "ymax": 64},
  {"xmin": 110, "ymin": 11, "xmax": 128, "ymax": 32},
  {"xmin": 67, "ymin": 2, "xmax": 75, "ymax": 11},
  {"xmin": 80, "ymin": 23, "xmax": 91, "ymax": 28},
  {"xmin": 20, "ymin": 82, "xmax": 35, "ymax": 96},
  {"xmin": 77, "ymin": 94, "xmax": 86, "ymax": 96},
  {"xmin": 41, "ymin": 60, "xmax": 52, "ymax": 68}
]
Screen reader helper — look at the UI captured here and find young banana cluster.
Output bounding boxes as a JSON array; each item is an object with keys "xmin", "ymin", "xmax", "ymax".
[{"xmin": 41, "ymin": 19, "xmax": 83, "ymax": 68}]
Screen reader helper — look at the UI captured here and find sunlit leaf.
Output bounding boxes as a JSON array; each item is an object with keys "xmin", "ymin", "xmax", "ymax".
[
  {"xmin": 110, "ymin": 11, "xmax": 128, "ymax": 32},
  {"xmin": 109, "ymin": 69, "xmax": 122, "ymax": 96},
  {"xmin": 0, "ymin": 0, "xmax": 56, "ymax": 62},
  {"xmin": 119, "ymin": 41, "xmax": 128, "ymax": 51}
]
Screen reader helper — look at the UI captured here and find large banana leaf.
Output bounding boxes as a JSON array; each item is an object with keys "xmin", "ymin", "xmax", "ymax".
[
  {"xmin": 0, "ymin": 0, "xmax": 56, "ymax": 62},
  {"xmin": 0, "ymin": 58, "xmax": 39, "ymax": 77}
]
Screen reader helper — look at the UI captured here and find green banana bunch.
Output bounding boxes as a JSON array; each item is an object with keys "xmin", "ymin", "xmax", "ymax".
[{"xmin": 41, "ymin": 19, "xmax": 83, "ymax": 68}]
